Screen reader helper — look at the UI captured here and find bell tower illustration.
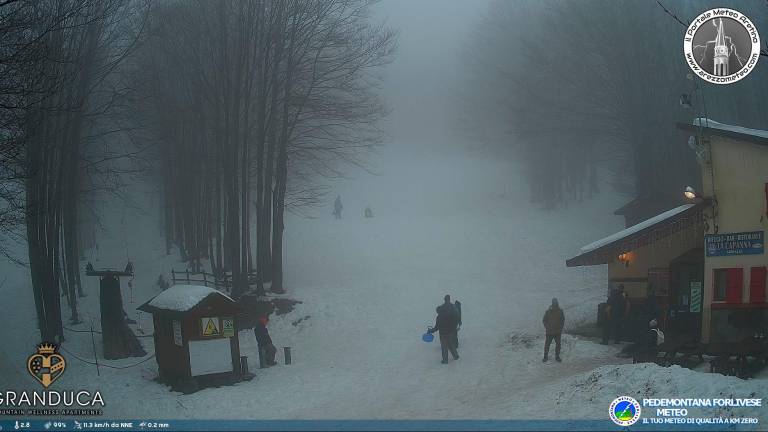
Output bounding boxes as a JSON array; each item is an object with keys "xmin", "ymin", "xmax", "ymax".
[{"xmin": 713, "ymin": 18, "xmax": 729, "ymax": 76}]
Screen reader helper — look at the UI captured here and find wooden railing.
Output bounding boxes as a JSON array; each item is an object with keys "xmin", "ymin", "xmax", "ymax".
[{"xmin": 170, "ymin": 269, "xmax": 263, "ymax": 294}]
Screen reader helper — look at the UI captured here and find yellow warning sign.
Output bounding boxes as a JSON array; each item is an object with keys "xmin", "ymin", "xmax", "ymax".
[{"xmin": 201, "ymin": 317, "xmax": 220, "ymax": 337}]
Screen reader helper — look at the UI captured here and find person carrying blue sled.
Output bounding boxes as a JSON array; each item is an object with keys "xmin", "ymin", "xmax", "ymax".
[{"xmin": 427, "ymin": 295, "xmax": 460, "ymax": 364}]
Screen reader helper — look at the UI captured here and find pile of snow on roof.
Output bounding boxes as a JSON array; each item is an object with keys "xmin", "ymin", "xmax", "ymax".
[{"xmin": 148, "ymin": 284, "xmax": 234, "ymax": 312}]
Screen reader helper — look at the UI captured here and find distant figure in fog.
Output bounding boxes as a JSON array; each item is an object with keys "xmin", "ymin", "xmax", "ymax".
[
  {"xmin": 364, "ymin": 206, "xmax": 373, "ymax": 218},
  {"xmin": 333, "ymin": 195, "xmax": 343, "ymax": 219},
  {"xmin": 427, "ymin": 295, "xmax": 460, "ymax": 364},
  {"xmin": 542, "ymin": 298, "xmax": 564, "ymax": 362},
  {"xmin": 254, "ymin": 316, "xmax": 277, "ymax": 366}
]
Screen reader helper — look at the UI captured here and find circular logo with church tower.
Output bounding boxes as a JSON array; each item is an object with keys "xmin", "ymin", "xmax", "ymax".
[{"xmin": 683, "ymin": 8, "xmax": 760, "ymax": 84}]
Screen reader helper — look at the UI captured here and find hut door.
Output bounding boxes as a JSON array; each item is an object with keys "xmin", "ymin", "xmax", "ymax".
[{"xmin": 669, "ymin": 261, "xmax": 704, "ymax": 338}]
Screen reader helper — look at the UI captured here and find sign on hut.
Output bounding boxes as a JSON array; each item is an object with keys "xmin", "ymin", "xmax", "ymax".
[{"xmin": 138, "ymin": 284, "xmax": 252, "ymax": 392}]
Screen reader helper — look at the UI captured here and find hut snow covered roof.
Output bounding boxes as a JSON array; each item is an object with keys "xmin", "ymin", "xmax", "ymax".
[{"xmin": 138, "ymin": 284, "xmax": 238, "ymax": 314}]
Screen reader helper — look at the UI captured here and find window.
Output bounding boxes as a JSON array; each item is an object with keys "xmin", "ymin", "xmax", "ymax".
[
  {"xmin": 750, "ymin": 267, "xmax": 767, "ymax": 304},
  {"xmin": 713, "ymin": 268, "xmax": 743, "ymax": 303},
  {"xmin": 714, "ymin": 269, "xmax": 727, "ymax": 301}
]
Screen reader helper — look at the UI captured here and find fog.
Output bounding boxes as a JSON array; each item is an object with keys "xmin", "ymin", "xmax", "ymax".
[
  {"xmin": 374, "ymin": 0, "xmax": 490, "ymax": 147},
  {"xmin": 1, "ymin": 0, "xmax": 767, "ymax": 424}
]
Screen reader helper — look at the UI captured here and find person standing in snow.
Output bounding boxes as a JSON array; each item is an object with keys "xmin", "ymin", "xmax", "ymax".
[
  {"xmin": 608, "ymin": 287, "xmax": 625, "ymax": 343},
  {"xmin": 600, "ymin": 293, "xmax": 612, "ymax": 345},
  {"xmin": 542, "ymin": 298, "xmax": 564, "ymax": 362},
  {"xmin": 647, "ymin": 319, "xmax": 662, "ymax": 348},
  {"xmin": 453, "ymin": 300, "xmax": 462, "ymax": 348},
  {"xmin": 254, "ymin": 316, "xmax": 277, "ymax": 366},
  {"xmin": 640, "ymin": 318, "xmax": 664, "ymax": 362},
  {"xmin": 333, "ymin": 195, "xmax": 343, "ymax": 219},
  {"xmin": 427, "ymin": 295, "xmax": 460, "ymax": 364}
]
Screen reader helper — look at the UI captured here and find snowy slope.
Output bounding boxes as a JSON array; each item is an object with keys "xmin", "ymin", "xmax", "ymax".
[{"xmin": 2, "ymin": 141, "xmax": 761, "ymax": 422}]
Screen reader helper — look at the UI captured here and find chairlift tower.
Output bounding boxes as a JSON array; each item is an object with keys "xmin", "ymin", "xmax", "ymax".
[{"xmin": 85, "ymin": 262, "xmax": 146, "ymax": 359}]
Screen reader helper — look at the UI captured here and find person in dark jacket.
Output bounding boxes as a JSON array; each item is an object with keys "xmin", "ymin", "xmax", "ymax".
[
  {"xmin": 600, "ymin": 293, "xmax": 612, "ymax": 345},
  {"xmin": 542, "ymin": 298, "xmax": 565, "ymax": 362},
  {"xmin": 453, "ymin": 300, "xmax": 462, "ymax": 348},
  {"xmin": 640, "ymin": 318, "xmax": 662, "ymax": 363},
  {"xmin": 428, "ymin": 295, "xmax": 460, "ymax": 364},
  {"xmin": 608, "ymin": 287, "xmax": 625, "ymax": 344},
  {"xmin": 647, "ymin": 319, "xmax": 660, "ymax": 348},
  {"xmin": 254, "ymin": 316, "xmax": 277, "ymax": 366}
]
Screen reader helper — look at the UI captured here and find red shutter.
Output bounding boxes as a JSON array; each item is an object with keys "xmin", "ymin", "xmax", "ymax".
[
  {"xmin": 750, "ymin": 267, "xmax": 767, "ymax": 304},
  {"xmin": 725, "ymin": 268, "xmax": 743, "ymax": 304}
]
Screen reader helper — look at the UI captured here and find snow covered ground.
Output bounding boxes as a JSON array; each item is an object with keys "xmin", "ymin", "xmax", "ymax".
[{"xmin": 1, "ymin": 142, "xmax": 765, "ymax": 423}]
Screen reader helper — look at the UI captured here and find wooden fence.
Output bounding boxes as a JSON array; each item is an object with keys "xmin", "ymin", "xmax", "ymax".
[{"xmin": 170, "ymin": 269, "xmax": 263, "ymax": 294}]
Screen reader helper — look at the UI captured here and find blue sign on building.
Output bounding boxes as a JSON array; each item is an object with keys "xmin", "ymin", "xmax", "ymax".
[{"xmin": 705, "ymin": 231, "xmax": 764, "ymax": 257}]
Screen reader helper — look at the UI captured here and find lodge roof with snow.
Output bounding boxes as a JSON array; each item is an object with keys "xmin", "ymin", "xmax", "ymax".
[
  {"xmin": 566, "ymin": 200, "xmax": 710, "ymax": 267},
  {"xmin": 677, "ymin": 118, "xmax": 768, "ymax": 146},
  {"xmin": 138, "ymin": 284, "xmax": 239, "ymax": 314}
]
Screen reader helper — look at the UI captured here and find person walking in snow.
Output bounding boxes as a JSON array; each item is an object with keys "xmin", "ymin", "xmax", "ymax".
[
  {"xmin": 453, "ymin": 300, "xmax": 462, "ymax": 348},
  {"xmin": 333, "ymin": 195, "xmax": 343, "ymax": 219},
  {"xmin": 427, "ymin": 295, "xmax": 460, "ymax": 364},
  {"xmin": 542, "ymin": 298, "xmax": 564, "ymax": 362},
  {"xmin": 254, "ymin": 315, "xmax": 278, "ymax": 366}
]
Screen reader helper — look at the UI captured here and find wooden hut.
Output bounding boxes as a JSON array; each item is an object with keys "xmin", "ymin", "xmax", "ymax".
[{"xmin": 138, "ymin": 284, "xmax": 251, "ymax": 391}]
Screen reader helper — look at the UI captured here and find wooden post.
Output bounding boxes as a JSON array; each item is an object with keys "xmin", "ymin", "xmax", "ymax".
[
  {"xmin": 258, "ymin": 347, "xmax": 266, "ymax": 369},
  {"xmin": 90, "ymin": 319, "xmax": 100, "ymax": 376},
  {"xmin": 283, "ymin": 347, "xmax": 291, "ymax": 365},
  {"xmin": 240, "ymin": 356, "xmax": 249, "ymax": 374},
  {"xmin": 203, "ymin": 272, "xmax": 207, "ymax": 287}
]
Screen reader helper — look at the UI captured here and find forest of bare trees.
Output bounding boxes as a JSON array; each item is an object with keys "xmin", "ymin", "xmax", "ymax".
[
  {"xmin": 132, "ymin": 0, "xmax": 394, "ymax": 297},
  {"xmin": 0, "ymin": 0, "xmax": 394, "ymax": 341},
  {"xmin": 1, "ymin": 0, "xmax": 146, "ymax": 341},
  {"xmin": 459, "ymin": 0, "xmax": 768, "ymax": 210}
]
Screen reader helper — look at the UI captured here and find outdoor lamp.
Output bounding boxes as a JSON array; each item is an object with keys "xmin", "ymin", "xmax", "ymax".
[
  {"xmin": 617, "ymin": 252, "xmax": 631, "ymax": 267},
  {"xmin": 684, "ymin": 186, "xmax": 701, "ymax": 200}
]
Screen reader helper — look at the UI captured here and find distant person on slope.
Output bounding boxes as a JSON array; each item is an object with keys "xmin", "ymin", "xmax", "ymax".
[
  {"xmin": 254, "ymin": 316, "xmax": 278, "ymax": 366},
  {"xmin": 427, "ymin": 295, "xmax": 460, "ymax": 364},
  {"xmin": 333, "ymin": 195, "xmax": 343, "ymax": 220},
  {"xmin": 364, "ymin": 206, "xmax": 373, "ymax": 218},
  {"xmin": 542, "ymin": 298, "xmax": 564, "ymax": 362}
]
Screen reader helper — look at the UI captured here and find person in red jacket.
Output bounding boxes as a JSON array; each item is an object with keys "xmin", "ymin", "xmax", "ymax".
[{"xmin": 254, "ymin": 316, "xmax": 277, "ymax": 366}]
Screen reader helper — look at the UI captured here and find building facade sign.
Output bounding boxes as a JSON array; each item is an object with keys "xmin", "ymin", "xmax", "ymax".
[{"xmin": 705, "ymin": 231, "xmax": 764, "ymax": 257}]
